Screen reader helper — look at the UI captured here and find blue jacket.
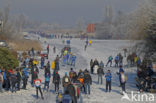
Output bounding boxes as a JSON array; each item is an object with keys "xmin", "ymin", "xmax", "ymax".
[
  {"xmin": 45, "ymin": 74, "xmax": 51, "ymax": 82},
  {"xmin": 115, "ymin": 56, "xmax": 119, "ymax": 61},
  {"xmin": 105, "ymin": 73, "xmax": 112, "ymax": 81},
  {"xmin": 119, "ymin": 68, "xmax": 124, "ymax": 73},
  {"xmin": 62, "ymin": 94, "xmax": 72, "ymax": 103},
  {"xmin": 3, "ymin": 72, "xmax": 7, "ymax": 80}
]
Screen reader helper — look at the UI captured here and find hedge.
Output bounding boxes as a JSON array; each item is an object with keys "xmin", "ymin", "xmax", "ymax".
[{"xmin": 0, "ymin": 47, "xmax": 19, "ymax": 70}]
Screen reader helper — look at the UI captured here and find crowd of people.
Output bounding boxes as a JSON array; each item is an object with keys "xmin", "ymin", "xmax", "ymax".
[
  {"xmin": 61, "ymin": 47, "xmax": 77, "ymax": 67},
  {"xmin": 1, "ymin": 37, "xmax": 156, "ymax": 103},
  {"xmin": 136, "ymin": 59, "xmax": 156, "ymax": 93},
  {"xmin": 90, "ymin": 57, "xmax": 128, "ymax": 95}
]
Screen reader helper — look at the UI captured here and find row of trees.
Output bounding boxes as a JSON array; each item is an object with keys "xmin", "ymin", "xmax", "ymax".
[
  {"xmin": 95, "ymin": 0, "xmax": 156, "ymax": 41},
  {"xmin": 128, "ymin": 0, "xmax": 156, "ymax": 61}
]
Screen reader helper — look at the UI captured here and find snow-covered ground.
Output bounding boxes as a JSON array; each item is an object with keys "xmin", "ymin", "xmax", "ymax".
[{"xmin": 0, "ymin": 37, "xmax": 155, "ymax": 103}]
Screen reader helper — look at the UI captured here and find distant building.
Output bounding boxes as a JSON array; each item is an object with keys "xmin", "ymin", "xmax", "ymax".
[{"xmin": 86, "ymin": 24, "xmax": 95, "ymax": 33}]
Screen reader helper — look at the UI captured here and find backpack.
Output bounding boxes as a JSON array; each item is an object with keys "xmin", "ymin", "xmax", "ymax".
[
  {"xmin": 125, "ymin": 75, "xmax": 128, "ymax": 81},
  {"xmin": 70, "ymin": 72, "xmax": 74, "ymax": 78},
  {"xmin": 57, "ymin": 93, "xmax": 63, "ymax": 102},
  {"xmin": 79, "ymin": 78, "xmax": 84, "ymax": 84},
  {"xmin": 62, "ymin": 95, "xmax": 72, "ymax": 103},
  {"xmin": 65, "ymin": 77, "xmax": 69, "ymax": 83},
  {"xmin": 51, "ymin": 61, "xmax": 55, "ymax": 70},
  {"xmin": 45, "ymin": 77, "xmax": 50, "ymax": 82}
]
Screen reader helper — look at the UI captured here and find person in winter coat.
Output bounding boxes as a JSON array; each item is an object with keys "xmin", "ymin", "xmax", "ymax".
[
  {"xmin": 31, "ymin": 66, "xmax": 34, "ymax": 85},
  {"xmin": 118, "ymin": 53, "xmax": 123, "ymax": 65},
  {"xmin": 22, "ymin": 68, "xmax": 29, "ymax": 89},
  {"xmin": 16, "ymin": 69, "xmax": 22, "ymax": 90},
  {"xmin": 84, "ymin": 70, "xmax": 92, "ymax": 94},
  {"xmin": 97, "ymin": 67, "xmax": 104, "ymax": 84},
  {"xmin": 127, "ymin": 54, "xmax": 131, "ymax": 67},
  {"xmin": 92, "ymin": 59, "xmax": 99, "ymax": 74},
  {"xmin": 105, "ymin": 70, "xmax": 112, "ymax": 92},
  {"xmin": 106, "ymin": 56, "xmax": 113, "ymax": 67},
  {"xmin": 115, "ymin": 55, "xmax": 119, "ymax": 67},
  {"xmin": 78, "ymin": 69, "xmax": 83, "ymax": 77},
  {"xmin": 90, "ymin": 59, "xmax": 94, "ymax": 74},
  {"xmin": 93, "ymin": 59, "xmax": 99, "ymax": 67},
  {"xmin": 123, "ymin": 48, "xmax": 127, "ymax": 57},
  {"xmin": 34, "ymin": 64, "xmax": 39, "ymax": 74},
  {"xmin": 120, "ymin": 71, "xmax": 127, "ymax": 94},
  {"xmin": 53, "ymin": 72, "xmax": 60, "ymax": 93},
  {"xmin": 31, "ymin": 68, "xmax": 38, "ymax": 87},
  {"xmin": 66, "ymin": 82, "xmax": 77, "ymax": 103},
  {"xmin": 10, "ymin": 72, "xmax": 17, "ymax": 93},
  {"xmin": 69, "ymin": 68, "xmax": 75, "ymax": 79},
  {"xmin": 3, "ymin": 70, "xmax": 7, "ymax": 90},
  {"xmin": 44, "ymin": 65, "xmax": 51, "ymax": 77},
  {"xmin": 31, "ymin": 48, "xmax": 34, "ymax": 56},
  {"xmin": 53, "ymin": 46, "xmax": 56, "ymax": 54},
  {"xmin": 118, "ymin": 65, "xmax": 124, "ymax": 87},
  {"xmin": 41, "ymin": 57, "xmax": 45, "ymax": 69},
  {"xmin": 55, "ymin": 57, "xmax": 60, "ymax": 70},
  {"xmin": 44, "ymin": 73, "xmax": 51, "ymax": 91},
  {"xmin": 34, "ymin": 78, "xmax": 44, "ymax": 99},
  {"xmin": 62, "ymin": 72, "xmax": 70, "ymax": 92},
  {"xmin": 70, "ymin": 55, "xmax": 76, "ymax": 66},
  {"xmin": 47, "ymin": 44, "xmax": 49, "ymax": 54},
  {"xmin": 4, "ymin": 70, "xmax": 11, "ymax": 91},
  {"xmin": 99, "ymin": 61, "xmax": 104, "ymax": 69},
  {"xmin": 84, "ymin": 44, "xmax": 87, "ymax": 51}
]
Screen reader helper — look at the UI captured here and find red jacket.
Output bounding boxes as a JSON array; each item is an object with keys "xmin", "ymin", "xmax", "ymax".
[{"xmin": 34, "ymin": 79, "xmax": 41, "ymax": 87}]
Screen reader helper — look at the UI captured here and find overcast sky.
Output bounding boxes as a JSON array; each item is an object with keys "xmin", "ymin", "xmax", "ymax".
[{"xmin": 0, "ymin": 0, "xmax": 140, "ymax": 26}]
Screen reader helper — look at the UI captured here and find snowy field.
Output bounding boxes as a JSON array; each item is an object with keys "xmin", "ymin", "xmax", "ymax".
[{"xmin": 0, "ymin": 37, "xmax": 155, "ymax": 103}]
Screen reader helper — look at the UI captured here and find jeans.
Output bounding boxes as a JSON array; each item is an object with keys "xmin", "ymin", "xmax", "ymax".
[
  {"xmin": 44, "ymin": 81, "xmax": 49, "ymax": 90},
  {"xmin": 106, "ymin": 81, "xmax": 111, "ymax": 92},
  {"xmin": 98, "ymin": 75, "xmax": 103, "ymax": 84},
  {"xmin": 127, "ymin": 60, "xmax": 131, "ymax": 67},
  {"xmin": 115, "ymin": 61, "xmax": 119, "ymax": 67},
  {"xmin": 41, "ymin": 62, "xmax": 44, "ymax": 69},
  {"xmin": 106, "ymin": 60, "xmax": 112, "ymax": 67},
  {"xmin": 63, "ymin": 87, "xmax": 67, "ymax": 93},
  {"xmin": 63, "ymin": 58, "xmax": 67, "ymax": 65},
  {"xmin": 23, "ymin": 78, "xmax": 28, "ymax": 89},
  {"xmin": 36, "ymin": 86, "xmax": 43, "ymax": 98},
  {"xmin": 55, "ymin": 83, "xmax": 59, "ymax": 92},
  {"xmin": 71, "ymin": 60, "xmax": 76, "ymax": 66},
  {"xmin": 17, "ymin": 80, "xmax": 21, "ymax": 90},
  {"xmin": 85, "ymin": 83, "xmax": 90, "ymax": 94},
  {"xmin": 11, "ymin": 82, "xmax": 16, "ymax": 93},
  {"xmin": 55, "ymin": 63, "xmax": 60, "ymax": 70},
  {"xmin": 121, "ymin": 82, "xmax": 126, "ymax": 92}
]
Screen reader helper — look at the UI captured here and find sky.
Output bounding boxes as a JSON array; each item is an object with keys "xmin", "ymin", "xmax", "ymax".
[{"xmin": 0, "ymin": 0, "xmax": 140, "ymax": 27}]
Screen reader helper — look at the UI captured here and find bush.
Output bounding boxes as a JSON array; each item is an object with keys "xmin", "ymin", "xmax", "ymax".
[{"xmin": 0, "ymin": 47, "xmax": 19, "ymax": 70}]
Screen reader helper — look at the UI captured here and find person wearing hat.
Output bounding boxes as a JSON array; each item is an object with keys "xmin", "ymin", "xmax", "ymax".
[
  {"xmin": 84, "ymin": 70, "xmax": 92, "ymax": 95},
  {"xmin": 119, "ymin": 65, "xmax": 124, "ymax": 87},
  {"xmin": 66, "ymin": 81, "xmax": 77, "ymax": 103},
  {"xmin": 105, "ymin": 70, "xmax": 112, "ymax": 92},
  {"xmin": 34, "ymin": 78, "xmax": 44, "ymax": 99},
  {"xmin": 62, "ymin": 72, "xmax": 70, "ymax": 93},
  {"xmin": 53, "ymin": 71, "xmax": 60, "ymax": 93},
  {"xmin": 120, "ymin": 71, "xmax": 127, "ymax": 94}
]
